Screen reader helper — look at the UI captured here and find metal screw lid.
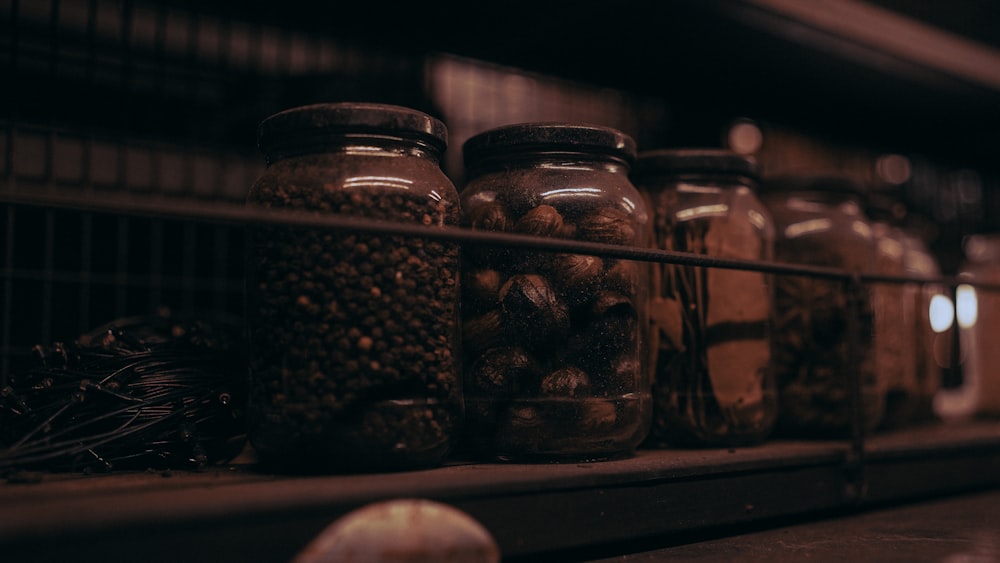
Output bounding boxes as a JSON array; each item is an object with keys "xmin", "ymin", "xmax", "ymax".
[
  {"xmin": 758, "ymin": 174, "xmax": 867, "ymax": 199},
  {"xmin": 632, "ymin": 148, "xmax": 759, "ymax": 181},
  {"xmin": 258, "ymin": 102, "xmax": 448, "ymax": 163},
  {"xmin": 462, "ymin": 122, "xmax": 637, "ymax": 169}
]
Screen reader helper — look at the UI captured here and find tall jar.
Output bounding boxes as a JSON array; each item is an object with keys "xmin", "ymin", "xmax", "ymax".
[
  {"xmin": 865, "ymin": 195, "xmax": 913, "ymax": 429},
  {"xmin": 953, "ymin": 234, "xmax": 1000, "ymax": 417},
  {"xmin": 631, "ymin": 149, "xmax": 778, "ymax": 447},
  {"xmin": 868, "ymin": 194, "xmax": 943, "ymax": 428},
  {"xmin": 899, "ymin": 221, "xmax": 945, "ymax": 424},
  {"xmin": 758, "ymin": 175, "xmax": 885, "ymax": 437},
  {"xmin": 459, "ymin": 122, "xmax": 651, "ymax": 462},
  {"xmin": 246, "ymin": 103, "xmax": 462, "ymax": 473}
]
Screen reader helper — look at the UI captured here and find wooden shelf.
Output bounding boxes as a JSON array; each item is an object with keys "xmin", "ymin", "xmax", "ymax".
[{"xmin": 3, "ymin": 421, "xmax": 999, "ymax": 562}]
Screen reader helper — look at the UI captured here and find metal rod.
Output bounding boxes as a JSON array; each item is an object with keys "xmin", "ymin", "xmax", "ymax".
[{"xmin": 2, "ymin": 189, "xmax": 995, "ymax": 291}]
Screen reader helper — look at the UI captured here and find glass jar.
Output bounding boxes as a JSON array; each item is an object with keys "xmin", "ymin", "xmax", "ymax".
[
  {"xmin": 758, "ymin": 175, "xmax": 885, "ymax": 437},
  {"xmin": 631, "ymin": 149, "xmax": 778, "ymax": 447},
  {"xmin": 868, "ymin": 195, "xmax": 944, "ymax": 428},
  {"xmin": 246, "ymin": 102, "xmax": 462, "ymax": 473},
  {"xmin": 459, "ymin": 122, "xmax": 651, "ymax": 462},
  {"xmin": 899, "ymin": 222, "xmax": 945, "ymax": 424},
  {"xmin": 951, "ymin": 234, "xmax": 1000, "ymax": 417},
  {"xmin": 866, "ymin": 197, "xmax": 913, "ymax": 429}
]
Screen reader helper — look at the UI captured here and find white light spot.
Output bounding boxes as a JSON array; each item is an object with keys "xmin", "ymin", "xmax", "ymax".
[
  {"xmin": 929, "ymin": 294, "xmax": 954, "ymax": 333},
  {"xmin": 956, "ymin": 284, "xmax": 978, "ymax": 329}
]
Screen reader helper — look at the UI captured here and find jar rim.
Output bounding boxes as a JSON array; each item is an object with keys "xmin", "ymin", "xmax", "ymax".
[
  {"xmin": 758, "ymin": 174, "xmax": 866, "ymax": 199},
  {"xmin": 632, "ymin": 148, "xmax": 758, "ymax": 181},
  {"xmin": 462, "ymin": 122, "xmax": 637, "ymax": 168},
  {"xmin": 258, "ymin": 102, "xmax": 448, "ymax": 160}
]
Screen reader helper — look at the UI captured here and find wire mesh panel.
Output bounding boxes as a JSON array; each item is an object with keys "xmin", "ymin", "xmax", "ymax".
[
  {"xmin": 0, "ymin": 0, "xmax": 667, "ymax": 382},
  {"xmin": 0, "ymin": 0, "xmax": 992, "ymax": 447},
  {"xmin": 0, "ymin": 202, "xmax": 245, "ymax": 377}
]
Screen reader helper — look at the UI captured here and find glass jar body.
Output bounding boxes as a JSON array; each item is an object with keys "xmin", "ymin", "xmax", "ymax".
[
  {"xmin": 246, "ymin": 143, "xmax": 462, "ymax": 473},
  {"xmin": 871, "ymin": 221, "xmax": 914, "ymax": 430},
  {"xmin": 956, "ymin": 234, "xmax": 1000, "ymax": 417},
  {"xmin": 760, "ymin": 190, "xmax": 884, "ymax": 437},
  {"xmin": 459, "ymin": 156, "xmax": 651, "ymax": 461},
  {"xmin": 899, "ymin": 230, "xmax": 945, "ymax": 424},
  {"xmin": 876, "ymin": 220, "xmax": 947, "ymax": 429},
  {"xmin": 636, "ymin": 172, "xmax": 778, "ymax": 447}
]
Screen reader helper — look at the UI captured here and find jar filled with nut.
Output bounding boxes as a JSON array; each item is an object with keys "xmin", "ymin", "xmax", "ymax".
[
  {"xmin": 758, "ymin": 175, "xmax": 885, "ymax": 437},
  {"xmin": 631, "ymin": 149, "xmax": 778, "ymax": 447},
  {"xmin": 247, "ymin": 103, "xmax": 462, "ymax": 473},
  {"xmin": 459, "ymin": 123, "xmax": 651, "ymax": 462}
]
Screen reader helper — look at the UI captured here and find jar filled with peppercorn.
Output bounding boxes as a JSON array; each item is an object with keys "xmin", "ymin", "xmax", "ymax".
[
  {"xmin": 758, "ymin": 175, "xmax": 885, "ymax": 437},
  {"xmin": 631, "ymin": 149, "xmax": 778, "ymax": 447},
  {"xmin": 247, "ymin": 102, "xmax": 462, "ymax": 473},
  {"xmin": 459, "ymin": 122, "xmax": 651, "ymax": 462}
]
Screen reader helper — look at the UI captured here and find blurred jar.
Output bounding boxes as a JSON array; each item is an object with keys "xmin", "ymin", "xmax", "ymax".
[
  {"xmin": 943, "ymin": 234, "xmax": 1000, "ymax": 418},
  {"xmin": 459, "ymin": 122, "xmax": 651, "ymax": 462},
  {"xmin": 868, "ymin": 196, "xmax": 946, "ymax": 427},
  {"xmin": 865, "ymin": 193, "xmax": 915, "ymax": 429},
  {"xmin": 631, "ymin": 149, "xmax": 777, "ymax": 447},
  {"xmin": 759, "ymin": 175, "xmax": 885, "ymax": 437},
  {"xmin": 247, "ymin": 102, "xmax": 462, "ymax": 473},
  {"xmin": 898, "ymin": 222, "xmax": 946, "ymax": 424}
]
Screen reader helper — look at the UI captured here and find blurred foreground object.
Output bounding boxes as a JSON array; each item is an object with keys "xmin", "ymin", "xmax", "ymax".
[{"xmin": 293, "ymin": 498, "xmax": 500, "ymax": 563}]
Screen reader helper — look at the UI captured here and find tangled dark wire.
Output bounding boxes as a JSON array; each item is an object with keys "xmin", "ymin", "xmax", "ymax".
[{"xmin": 0, "ymin": 312, "xmax": 247, "ymax": 474}]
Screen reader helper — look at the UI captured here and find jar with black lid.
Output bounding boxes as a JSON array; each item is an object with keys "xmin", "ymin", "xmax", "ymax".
[
  {"xmin": 758, "ymin": 175, "xmax": 885, "ymax": 437},
  {"xmin": 459, "ymin": 122, "xmax": 651, "ymax": 462},
  {"xmin": 247, "ymin": 102, "xmax": 462, "ymax": 473},
  {"xmin": 631, "ymin": 149, "xmax": 778, "ymax": 447}
]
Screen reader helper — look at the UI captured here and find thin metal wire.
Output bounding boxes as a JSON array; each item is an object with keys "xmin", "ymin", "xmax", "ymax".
[{"xmin": 1, "ymin": 188, "xmax": 993, "ymax": 291}]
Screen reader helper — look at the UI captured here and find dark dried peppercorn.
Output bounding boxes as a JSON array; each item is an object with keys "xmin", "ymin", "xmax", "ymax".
[{"xmin": 247, "ymin": 184, "xmax": 461, "ymax": 473}]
